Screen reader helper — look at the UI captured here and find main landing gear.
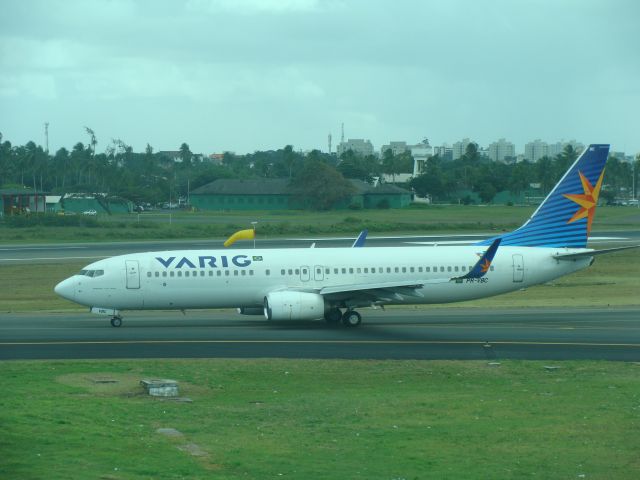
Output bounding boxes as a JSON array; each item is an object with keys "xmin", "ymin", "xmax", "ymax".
[
  {"xmin": 324, "ymin": 308, "xmax": 362, "ymax": 327},
  {"xmin": 110, "ymin": 315, "xmax": 123, "ymax": 328}
]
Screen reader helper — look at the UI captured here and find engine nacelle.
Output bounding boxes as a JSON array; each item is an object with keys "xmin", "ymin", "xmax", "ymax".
[
  {"xmin": 264, "ymin": 291, "xmax": 325, "ymax": 321},
  {"xmin": 237, "ymin": 307, "xmax": 264, "ymax": 316}
]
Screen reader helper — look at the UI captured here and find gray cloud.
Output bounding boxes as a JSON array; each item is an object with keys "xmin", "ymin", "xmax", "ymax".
[{"xmin": 1, "ymin": 0, "xmax": 638, "ymax": 155}]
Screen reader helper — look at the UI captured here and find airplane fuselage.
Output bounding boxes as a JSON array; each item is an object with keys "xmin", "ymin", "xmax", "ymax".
[{"xmin": 55, "ymin": 245, "xmax": 592, "ymax": 313}]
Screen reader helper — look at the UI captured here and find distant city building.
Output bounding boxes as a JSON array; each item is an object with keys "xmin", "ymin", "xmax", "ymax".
[
  {"xmin": 411, "ymin": 140, "xmax": 433, "ymax": 176},
  {"xmin": 452, "ymin": 138, "xmax": 475, "ymax": 160},
  {"xmin": 488, "ymin": 138, "xmax": 516, "ymax": 162},
  {"xmin": 432, "ymin": 144, "xmax": 453, "ymax": 161},
  {"xmin": 380, "ymin": 141, "xmax": 409, "ymax": 156},
  {"xmin": 524, "ymin": 139, "xmax": 549, "ymax": 162},
  {"xmin": 547, "ymin": 140, "xmax": 585, "ymax": 157},
  {"xmin": 337, "ymin": 138, "xmax": 374, "ymax": 157}
]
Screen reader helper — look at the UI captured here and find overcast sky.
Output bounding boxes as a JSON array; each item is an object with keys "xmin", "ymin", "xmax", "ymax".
[{"xmin": 1, "ymin": 0, "xmax": 638, "ymax": 156}]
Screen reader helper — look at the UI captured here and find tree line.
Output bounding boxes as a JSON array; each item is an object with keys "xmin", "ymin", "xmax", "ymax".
[{"xmin": 0, "ymin": 130, "xmax": 637, "ymax": 209}]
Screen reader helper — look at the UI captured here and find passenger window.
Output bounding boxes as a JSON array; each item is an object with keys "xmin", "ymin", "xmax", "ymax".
[
  {"xmin": 185, "ymin": 271, "xmax": 190, "ymax": 277},
  {"xmin": 334, "ymin": 268, "xmax": 339, "ymax": 274},
  {"xmin": 295, "ymin": 269, "xmax": 300, "ymax": 275},
  {"xmin": 402, "ymin": 267, "xmax": 407, "ymax": 273},
  {"xmin": 426, "ymin": 267, "xmax": 430, "ymax": 272},
  {"xmin": 356, "ymin": 268, "xmax": 361, "ymax": 274},
  {"xmin": 177, "ymin": 271, "xmax": 183, "ymax": 277},
  {"xmin": 364, "ymin": 268, "xmax": 368, "ymax": 274},
  {"xmin": 394, "ymin": 267, "xmax": 399, "ymax": 273},
  {"xmin": 349, "ymin": 268, "xmax": 354, "ymax": 274},
  {"xmin": 410, "ymin": 267, "xmax": 414, "ymax": 273},
  {"xmin": 241, "ymin": 270, "xmax": 246, "ymax": 276},
  {"xmin": 288, "ymin": 269, "xmax": 293, "ymax": 275},
  {"xmin": 155, "ymin": 272, "xmax": 159, "ymax": 277},
  {"xmin": 325, "ymin": 268, "xmax": 330, "ymax": 274},
  {"xmin": 209, "ymin": 271, "xmax": 213, "ymax": 276},
  {"xmin": 387, "ymin": 267, "xmax": 391, "ymax": 273},
  {"xmin": 371, "ymin": 267, "xmax": 376, "ymax": 273},
  {"xmin": 217, "ymin": 270, "xmax": 222, "ymax": 276},
  {"xmin": 462, "ymin": 266, "xmax": 466, "ymax": 271},
  {"xmin": 225, "ymin": 270, "xmax": 230, "ymax": 276},
  {"xmin": 281, "ymin": 269, "xmax": 285, "ymax": 275},
  {"xmin": 265, "ymin": 269, "xmax": 270, "ymax": 276},
  {"xmin": 454, "ymin": 266, "xmax": 459, "ymax": 272},
  {"xmin": 170, "ymin": 271, "xmax": 175, "ymax": 277},
  {"xmin": 233, "ymin": 270, "xmax": 238, "ymax": 276},
  {"xmin": 440, "ymin": 267, "xmax": 444, "ymax": 272},
  {"xmin": 418, "ymin": 267, "xmax": 423, "ymax": 273},
  {"xmin": 447, "ymin": 266, "xmax": 452, "ymax": 272},
  {"xmin": 162, "ymin": 271, "xmax": 167, "ymax": 277},
  {"xmin": 342, "ymin": 268, "xmax": 347, "ymax": 274}
]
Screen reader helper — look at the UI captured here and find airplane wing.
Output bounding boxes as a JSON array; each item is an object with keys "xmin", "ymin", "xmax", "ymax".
[
  {"xmin": 318, "ymin": 238, "xmax": 501, "ymax": 303},
  {"xmin": 552, "ymin": 244, "xmax": 640, "ymax": 260}
]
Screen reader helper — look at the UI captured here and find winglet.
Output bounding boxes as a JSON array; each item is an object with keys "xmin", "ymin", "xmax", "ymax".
[
  {"xmin": 352, "ymin": 229, "xmax": 368, "ymax": 248},
  {"xmin": 454, "ymin": 238, "xmax": 501, "ymax": 280}
]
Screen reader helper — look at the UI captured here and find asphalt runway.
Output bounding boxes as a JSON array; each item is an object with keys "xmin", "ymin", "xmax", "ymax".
[
  {"xmin": 1, "ymin": 230, "xmax": 638, "ymax": 265},
  {"xmin": 2, "ymin": 307, "xmax": 639, "ymax": 361}
]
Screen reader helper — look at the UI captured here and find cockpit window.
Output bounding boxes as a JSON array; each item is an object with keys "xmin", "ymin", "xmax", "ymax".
[{"xmin": 79, "ymin": 269, "xmax": 104, "ymax": 278}]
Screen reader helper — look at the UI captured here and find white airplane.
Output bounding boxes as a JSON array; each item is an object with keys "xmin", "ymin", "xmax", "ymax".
[{"xmin": 55, "ymin": 144, "xmax": 637, "ymax": 327}]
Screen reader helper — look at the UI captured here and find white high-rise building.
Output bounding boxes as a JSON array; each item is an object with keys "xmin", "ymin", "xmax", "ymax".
[
  {"xmin": 524, "ymin": 139, "xmax": 549, "ymax": 162},
  {"xmin": 452, "ymin": 138, "xmax": 474, "ymax": 160},
  {"xmin": 488, "ymin": 138, "xmax": 516, "ymax": 162},
  {"xmin": 337, "ymin": 139, "xmax": 374, "ymax": 157},
  {"xmin": 547, "ymin": 140, "xmax": 585, "ymax": 157}
]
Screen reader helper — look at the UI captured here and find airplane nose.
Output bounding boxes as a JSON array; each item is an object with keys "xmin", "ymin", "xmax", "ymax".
[{"xmin": 54, "ymin": 278, "xmax": 75, "ymax": 301}]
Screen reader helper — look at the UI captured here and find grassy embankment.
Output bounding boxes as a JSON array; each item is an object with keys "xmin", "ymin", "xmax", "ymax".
[
  {"xmin": 2, "ymin": 359, "xmax": 639, "ymax": 479},
  {"xmin": 1, "ymin": 205, "xmax": 638, "ymax": 243}
]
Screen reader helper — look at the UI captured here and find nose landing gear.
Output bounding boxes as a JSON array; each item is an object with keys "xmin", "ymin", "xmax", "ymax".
[{"xmin": 110, "ymin": 315, "xmax": 123, "ymax": 327}]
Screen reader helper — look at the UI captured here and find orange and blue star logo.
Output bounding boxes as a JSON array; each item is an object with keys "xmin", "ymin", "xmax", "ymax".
[
  {"xmin": 563, "ymin": 169, "xmax": 605, "ymax": 236},
  {"xmin": 479, "ymin": 259, "xmax": 491, "ymax": 274}
]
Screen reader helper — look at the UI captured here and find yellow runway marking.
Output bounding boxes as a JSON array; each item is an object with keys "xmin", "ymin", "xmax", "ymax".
[{"xmin": 2, "ymin": 340, "xmax": 640, "ymax": 347}]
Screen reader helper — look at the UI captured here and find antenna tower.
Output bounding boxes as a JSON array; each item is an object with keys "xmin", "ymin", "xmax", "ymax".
[
  {"xmin": 44, "ymin": 122, "xmax": 49, "ymax": 154},
  {"xmin": 328, "ymin": 133, "xmax": 332, "ymax": 153}
]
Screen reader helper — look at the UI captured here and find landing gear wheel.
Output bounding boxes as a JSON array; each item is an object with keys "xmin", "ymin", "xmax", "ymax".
[
  {"xmin": 342, "ymin": 310, "xmax": 362, "ymax": 327},
  {"xmin": 110, "ymin": 316, "xmax": 122, "ymax": 328},
  {"xmin": 324, "ymin": 308, "xmax": 343, "ymax": 324}
]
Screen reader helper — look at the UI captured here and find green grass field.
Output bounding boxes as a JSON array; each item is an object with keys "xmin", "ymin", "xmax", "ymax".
[
  {"xmin": 2, "ymin": 208, "xmax": 639, "ymax": 479},
  {"xmin": 2, "ymin": 359, "xmax": 639, "ymax": 479},
  {"xmin": 1, "ymin": 205, "xmax": 638, "ymax": 243}
]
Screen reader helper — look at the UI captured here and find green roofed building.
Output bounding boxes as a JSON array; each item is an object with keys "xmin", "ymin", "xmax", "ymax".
[{"xmin": 190, "ymin": 178, "xmax": 412, "ymax": 211}]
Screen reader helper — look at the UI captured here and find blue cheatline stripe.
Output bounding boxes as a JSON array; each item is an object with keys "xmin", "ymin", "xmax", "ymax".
[{"xmin": 476, "ymin": 144, "xmax": 609, "ymax": 248}]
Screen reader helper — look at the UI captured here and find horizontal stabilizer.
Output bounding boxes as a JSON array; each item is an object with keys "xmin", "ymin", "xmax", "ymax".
[
  {"xmin": 352, "ymin": 229, "xmax": 368, "ymax": 247},
  {"xmin": 553, "ymin": 244, "xmax": 640, "ymax": 260}
]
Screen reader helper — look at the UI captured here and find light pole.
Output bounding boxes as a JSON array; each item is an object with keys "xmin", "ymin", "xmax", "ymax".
[{"xmin": 251, "ymin": 221, "xmax": 257, "ymax": 248}]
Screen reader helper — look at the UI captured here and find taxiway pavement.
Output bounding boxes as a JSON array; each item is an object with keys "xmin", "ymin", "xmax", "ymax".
[{"xmin": 2, "ymin": 307, "xmax": 639, "ymax": 361}]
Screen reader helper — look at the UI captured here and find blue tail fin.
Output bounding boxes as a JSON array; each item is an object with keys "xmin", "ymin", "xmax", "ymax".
[{"xmin": 477, "ymin": 144, "xmax": 609, "ymax": 248}]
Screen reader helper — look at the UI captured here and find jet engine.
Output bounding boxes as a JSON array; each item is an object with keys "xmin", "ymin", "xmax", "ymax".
[{"xmin": 264, "ymin": 291, "xmax": 325, "ymax": 321}]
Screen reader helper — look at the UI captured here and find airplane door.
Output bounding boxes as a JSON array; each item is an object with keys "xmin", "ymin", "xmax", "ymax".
[
  {"xmin": 314, "ymin": 265, "xmax": 324, "ymax": 281},
  {"xmin": 512, "ymin": 254, "xmax": 524, "ymax": 283},
  {"xmin": 126, "ymin": 260, "xmax": 141, "ymax": 289},
  {"xmin": 300, "ymin": 266, "xmax": 310, "ymax": 282}
]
